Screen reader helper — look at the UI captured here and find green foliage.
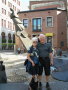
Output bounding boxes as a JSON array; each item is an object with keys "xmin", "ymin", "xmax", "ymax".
[
  {"xmin": 2, "ymin": 39, "xmax": 6, "ymax": 43},
  {"xmin": 8, "ymin": 39, "xmax": 12, "ymax": 43}
]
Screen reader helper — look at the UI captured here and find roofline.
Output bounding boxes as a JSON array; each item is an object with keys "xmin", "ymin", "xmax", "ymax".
[{"xmin": 17, "ymin": 8, "xmax": 66, "ymax": 14}]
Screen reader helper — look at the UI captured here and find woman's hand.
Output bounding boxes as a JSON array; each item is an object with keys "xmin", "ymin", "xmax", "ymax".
[
  {"xmin": 27, "ymin": 53, "xmax": 35, "ymax": 67},
  {"xmin": 32, "ymin": 61, "xmax": 35, "ymax": 67}
]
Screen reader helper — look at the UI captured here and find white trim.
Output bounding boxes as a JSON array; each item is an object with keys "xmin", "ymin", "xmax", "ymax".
[
  {"xmin": 46, "ymin": 16, "xmax": 53, "ymax": 28},
  {"xmin": 32, "ymin": 17, "xmax": 42, "ymax": 32}
]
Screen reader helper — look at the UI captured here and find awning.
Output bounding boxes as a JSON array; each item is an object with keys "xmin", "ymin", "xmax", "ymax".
[{"xmin": 45, "ymin": 33, "xmax": 53, "ymax": 36}]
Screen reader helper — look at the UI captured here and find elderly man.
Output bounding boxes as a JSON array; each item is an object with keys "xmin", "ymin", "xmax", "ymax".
[{"xmin": 37, "ymin": 34, "xmax": 53, "ymax": 88}]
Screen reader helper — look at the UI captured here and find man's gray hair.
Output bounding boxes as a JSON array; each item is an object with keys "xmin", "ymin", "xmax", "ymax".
[{"xmin": 39, "ymin": 34, "xmax": 45, "ymax": 39}]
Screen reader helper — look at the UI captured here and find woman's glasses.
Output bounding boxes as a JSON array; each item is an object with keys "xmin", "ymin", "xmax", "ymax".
[{"xmin": 33, "ymin": 41, "xmax": 37, "ymax": 43}]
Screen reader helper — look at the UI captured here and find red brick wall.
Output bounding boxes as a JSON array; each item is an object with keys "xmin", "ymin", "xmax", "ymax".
[{"xmin": 57, "ymin": 11, "xmax": 67, "ymax": 50}]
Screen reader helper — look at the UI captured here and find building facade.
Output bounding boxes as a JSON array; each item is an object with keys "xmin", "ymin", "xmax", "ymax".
[
  {"xmin": 0, "ymin": 0, "xmax": 22, "ymax": 50},
  {"xmin": 18, "ymin": 8, "xmax": 67, "ymax": 50},
  {"xmin": 67, "ymin": 1, "xmax": 68, "ymax": 47}
]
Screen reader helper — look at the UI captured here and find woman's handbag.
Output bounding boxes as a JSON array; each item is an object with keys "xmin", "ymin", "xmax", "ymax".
[{"xmin": 24, "ymin": 59, "xmax": 28, "ymax": 66}]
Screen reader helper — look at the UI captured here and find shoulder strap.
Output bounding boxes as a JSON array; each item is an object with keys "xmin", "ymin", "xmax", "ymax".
[{"xmin": 30, "ymin": 45, "xmax": 33, "ymax": 53}]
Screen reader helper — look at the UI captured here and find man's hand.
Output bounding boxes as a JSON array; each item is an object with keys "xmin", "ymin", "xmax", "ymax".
[
  {"xmin": 50, "ymin": 53, "xmax": 54, "ymax": 66},
  {"xmin": 50, "ymin": 60, "xmax": 54, "ymax": 66}
]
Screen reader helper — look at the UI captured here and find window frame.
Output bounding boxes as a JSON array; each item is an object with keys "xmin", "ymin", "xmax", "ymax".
[
  {"xmin": 32, "ymin": 18, "xmax": 42, "ymax": 32},
  {"xmin": 23, "ymin": 19, "xmax": 29, "ymax": 28},
  {"xmin": 2, "ymin": 0, "xmax": 6, "ymax": 5},
  {"xmin": 46, "ymin": 16, "xmax": 53, "ymax": 27}
]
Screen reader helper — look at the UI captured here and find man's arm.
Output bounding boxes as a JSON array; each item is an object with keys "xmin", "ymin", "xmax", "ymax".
[{"xmin": 49, "ymin": 53, "xmax": 54, "ymax": 65}]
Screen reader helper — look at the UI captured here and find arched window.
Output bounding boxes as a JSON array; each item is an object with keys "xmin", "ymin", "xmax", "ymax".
[
  {"xmin": 1, "ymin": 32, "xmax": 6, "ymax": 50},
  {"xmin": 8, "ymin": 33, "xmax": 12, "ymax": 43},
  {"xmin": 1, "ymin": 32, "xmax": 6, "ymax": 43},
  {"xmin": 1, "ymin": 32, "xmax": 5, "ymax": 39}
]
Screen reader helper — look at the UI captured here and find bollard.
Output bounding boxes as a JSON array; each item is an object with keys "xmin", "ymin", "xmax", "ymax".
[{"xmin": 0, "ymin": 61, "xmax": 7, "ymax": 83}]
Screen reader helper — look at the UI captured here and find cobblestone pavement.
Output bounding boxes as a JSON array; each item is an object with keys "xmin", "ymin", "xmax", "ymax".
[{"xmin": 0, "ymin": 51, "xmax": 68, "ymax": 90}]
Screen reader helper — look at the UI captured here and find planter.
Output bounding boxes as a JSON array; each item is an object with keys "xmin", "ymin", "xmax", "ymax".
[
  {"xmin": 8, "ymin": 43, "xmax": 15, "ymax": 50},
  {"xmin": 2, "ymin": 43, "xmax": 7, "ymax": 50},
  {"xmin": 2, "ymin": 43, "xmax": 7, "ymax": 46},
  {"xmin": 2, "ymin": 39, "xmax": 6, "ymax": 43},
  {"xmin": 8, "ymin": 40, "xmax": 12, "ymax": 43}
]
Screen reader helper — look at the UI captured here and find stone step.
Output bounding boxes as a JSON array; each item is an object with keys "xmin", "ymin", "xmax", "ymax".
[{"xmin": 0, "ymin": 82, "xmax": 68, "ymax": 90}]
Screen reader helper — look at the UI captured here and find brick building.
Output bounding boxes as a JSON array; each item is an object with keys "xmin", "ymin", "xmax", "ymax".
[{"xmin": 17, "ymin": 0, "xmax": 67, "ymax": 50}]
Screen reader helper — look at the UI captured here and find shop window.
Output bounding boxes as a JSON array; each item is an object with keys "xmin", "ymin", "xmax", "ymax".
[{"xmin": 47, "ymin": 36, "xmax": 52, "ymax": 46}]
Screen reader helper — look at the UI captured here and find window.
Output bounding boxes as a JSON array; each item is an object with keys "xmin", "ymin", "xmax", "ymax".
[
  {"xmin": 1, "ymin": 19, "xmax": 3, "ymax": 27},
  {"xmin": 2, "ymin": 0, "xmax": 6, "ymax": 5},
  {"xmin": 47, "ymin": 36, "xmax": 52, "ymax": 46},
  {"xmin": 1, "ymin": 19, "xmax": 6, "ymax": 28},
  {"xmin": 13, "ymin": 5, "xmax": 16, "ymax": 11},
  {"xmin": 2, "ymin": 8, "xmax": 6, "ymax": 15},
  {"xmin": 18, "ymin": 1, "xmax": 20, "ymax": 6},
  {"xmin": 60, "ymin": 41, "xmax": 64, "ymax": 47},
  {"xmin": 13, "ymin": 24, "xmax": 15, "ymax": 30},
  {"xmin": 46, "ymin": 17, "xmax": 53, "ymax": 27},
  {"xmin": 13, "ymin": 5, "xmax": 14, "ymax": 10},
  {"xmin": 4, "ymin": 20, "xmax": 6, "ymax": 28},
  {"xmin": 13, "ymin": 0, "xmax": 16, "ymax": 2},
  {"xmin": 17, "ymin": 9, "xmax": 20, "ymax": 12},
  {"xmin": 8, "ymin": 12, "xmax": 11, "ymax": 16},
  {"xmin": 15, "ymin": 7, "xmax": 16, "ymax": 11},
  {"xmin": 2, "ymin": 8, "xmax": 4, "ymax": 14},
  {"xmin": 8, "ymin": 22, "xmax": 12, "ymax": 30},
  {"xmin": 8, "ymin": 2, "xmax": 12, "ymax": 8},
  {"xmin": 32, "ymin": 18, "xmax": 42, "ymax": 31},
  {"xmin": 23, "ymin": 19, "xmax": 28, "ymax": 28},
  {"xmin": 17, "ymin": 0, "xmax": 20, "ymax": 6}
]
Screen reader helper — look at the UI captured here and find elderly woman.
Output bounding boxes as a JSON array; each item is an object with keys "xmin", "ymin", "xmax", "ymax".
[{"xmin": 27, "ymin": 37, "xmax": 39, "ymax": 89}]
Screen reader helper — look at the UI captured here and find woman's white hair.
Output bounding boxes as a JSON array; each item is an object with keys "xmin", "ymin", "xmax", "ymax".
[{"xmin": 32, "ymin": 37, "xmax": 38, "ymax": 42}]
